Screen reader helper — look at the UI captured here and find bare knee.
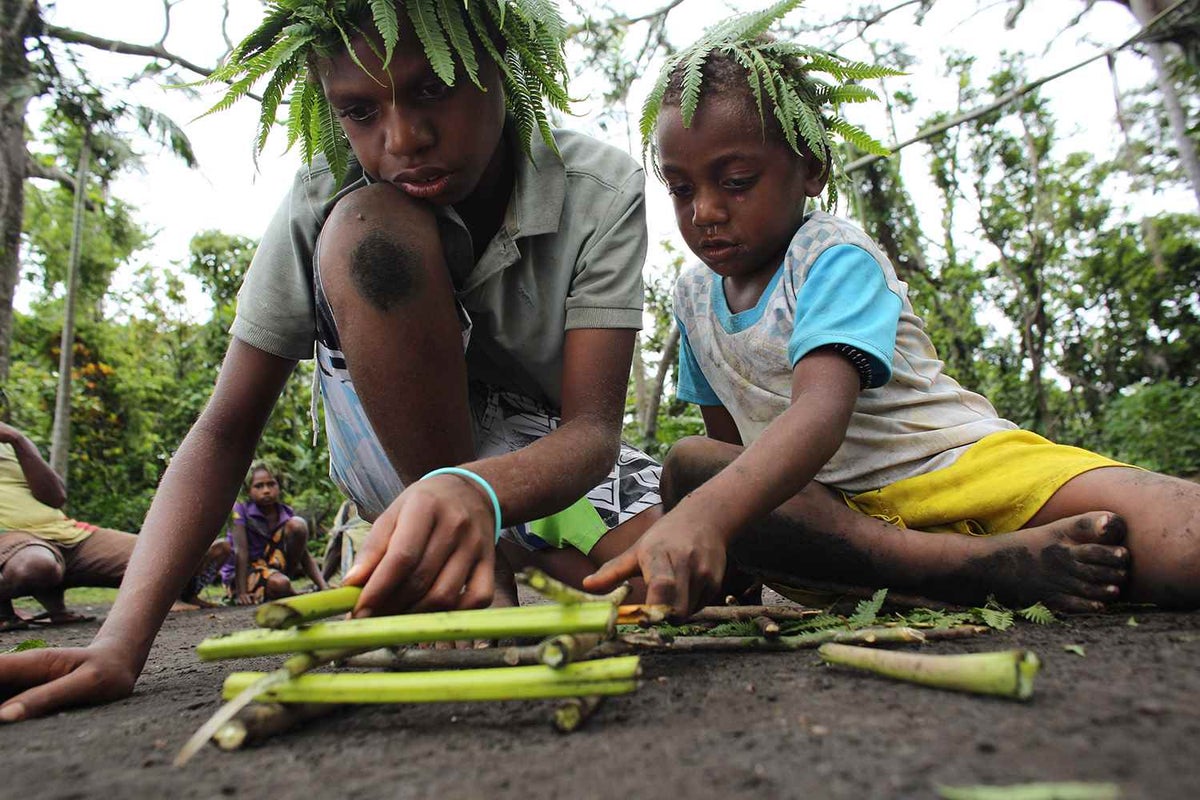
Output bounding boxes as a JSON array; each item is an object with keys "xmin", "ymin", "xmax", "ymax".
[
  {"xmin": 283, "ymin": 517, "xmax": 309, "ymax": 542},
  {"xmin": 208, "ymin": 540, "xmax": 232, "ymax": 564},
  {"xmin": 660, "ymin": 436, "xmax": 738, "ymax": 509},
  {"xmin": 1, "ymin": 547, "xmax": 65, "ymax": 593},
  {"xmin": 321, "ymin": 185, "xmax": 443, "ymax": 313}
]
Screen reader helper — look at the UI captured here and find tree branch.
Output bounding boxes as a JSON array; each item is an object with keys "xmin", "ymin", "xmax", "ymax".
[
  {"xmin": 42, "ymin": 24, "xmax": 216, "ymax": 79},
  {"xmin": 25, "ymin": 154, "xmax": 76, "ymax": 192}
]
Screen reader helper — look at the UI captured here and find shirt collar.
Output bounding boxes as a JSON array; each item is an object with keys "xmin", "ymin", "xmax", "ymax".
[{"xmin": 504, "ymin": 124, "xmax": 565, "ymax": 239}]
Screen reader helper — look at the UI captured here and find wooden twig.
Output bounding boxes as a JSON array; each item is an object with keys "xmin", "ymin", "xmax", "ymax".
[
  {"xmin": 689, "ymin": 605, "xmax": 823, "ymax": 622},
  {"xmin": 211, "ymin": 703, "xmax": 343, "ymax": 751},
  {"xmin": 343, "ymin": 646, "xmax": 536, "ymax": 670},
  {"xmin": 753, "ymin": 616, "xmax": 781, "ymax": 639},
  {"xmin": 553, "ymin": 696, "xmax": 605, "ymax": 733},
  {"xmin": 538, "ymin": 633, "xmax": 603, "ymax": 668}
]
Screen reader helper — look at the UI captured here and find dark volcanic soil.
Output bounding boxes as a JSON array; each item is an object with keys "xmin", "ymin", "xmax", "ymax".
[{"xmin": 2, "ymin": 600, "xmax": 1199, "ymax": 800}]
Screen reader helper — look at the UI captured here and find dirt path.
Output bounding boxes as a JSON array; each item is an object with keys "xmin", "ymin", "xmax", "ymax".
[{"xmin": 2, "ymin": 602, "xmax": 1199, "ymax": 799}]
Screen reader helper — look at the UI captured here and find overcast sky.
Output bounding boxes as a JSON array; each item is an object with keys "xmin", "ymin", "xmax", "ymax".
[{"xmin": 22, "ymin": 0, "xmax": 1151, "ymax": 319}]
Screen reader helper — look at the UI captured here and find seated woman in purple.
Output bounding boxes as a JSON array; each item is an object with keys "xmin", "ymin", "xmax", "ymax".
[{"xmin": 220, "ymin": 463, "xmax": 328, "ymax": 605}]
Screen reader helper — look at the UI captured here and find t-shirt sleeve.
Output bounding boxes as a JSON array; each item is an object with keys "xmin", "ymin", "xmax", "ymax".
[
  {"xmin": 229, "ymin": 165, "xmax": 333, "ymax": 361},
  {"xmin": 563, "ymin": 169, "xmax": 648, "ymax": 330},
  {"xmin": 675, "ymin": 315, "xmax": 722, "ymax": 406},
  {"xmin": 787, "ymin": 244, "xmax": 900, "ymax": 389}
]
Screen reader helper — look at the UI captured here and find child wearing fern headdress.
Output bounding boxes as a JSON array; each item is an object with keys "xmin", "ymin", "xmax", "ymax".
[
  {"xmin": 585, "ymin": 0, "xmax": 1200, "ymax": 618},
  {"xmin": 0, "ymin": 0, "xmax": 666, "ymax": 722}
]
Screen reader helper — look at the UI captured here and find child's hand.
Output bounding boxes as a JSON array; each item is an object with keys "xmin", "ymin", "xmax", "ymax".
[
  {"xmin": 584, "ymin": 514, "xmax": 728, "ymax": 617},
  {"xmin": 343, "ymin": 474, "xmax": 496, "ymax": 616},
  {"xmin": 0, "ymin": 641, "xmax": 139, "ymax": 723}
]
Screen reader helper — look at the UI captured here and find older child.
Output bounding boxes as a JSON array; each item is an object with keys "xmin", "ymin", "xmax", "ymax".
[
  {"xmin": 0, "ymin": 0, "xmax": 658, "ymax": 722},
  {"xmin": 586, "ymin": 5, "xmax": 1200, "ymax": 616},
  {"xmin": 223, "ymin": 463, "xmax": 328, "ymax": 604}
]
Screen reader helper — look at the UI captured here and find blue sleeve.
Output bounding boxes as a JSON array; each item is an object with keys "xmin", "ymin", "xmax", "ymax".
[
  {"xmin": 675, "ymin": 316, "xmax": 722, "ymax": 406},
  {"xmin": 788, "ymin": 244, "xmax": 900, "ymax": 389}
]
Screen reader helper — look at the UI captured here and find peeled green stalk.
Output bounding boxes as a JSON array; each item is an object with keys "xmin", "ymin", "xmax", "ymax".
[
  {"xmin": 537, "ymin": 632, "xmax": 603, "ymax": 668},
  {"xmin": 199, "ymin": 602, "xmax": 617, "ymax": 660},
  {"xmin": 222, "ymin": 656, "xmax": 642, "ymax": 703},
  {"xmin": 818, "ymin": 644, "xmax": 1040, "ymax": 700},
  {"xmin": 255, "ymin": 586, "xmax": 363, "ymax": 629}
]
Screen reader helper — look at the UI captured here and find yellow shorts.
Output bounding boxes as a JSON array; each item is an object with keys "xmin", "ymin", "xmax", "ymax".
[{"xmin": 843, "ymin": 430, "xmax": 1130, "ymax": 536}]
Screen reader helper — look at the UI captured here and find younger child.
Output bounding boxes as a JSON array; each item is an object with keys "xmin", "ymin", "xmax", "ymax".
[
  {"xmin": 222, "ymin": 463, "xmax": 328, "ymax": 604},
  {"xmin": 586, "ymin": 9, "xmax": 1200, "ymax": 615}
]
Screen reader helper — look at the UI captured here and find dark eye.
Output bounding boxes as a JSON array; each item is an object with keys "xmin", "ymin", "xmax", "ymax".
[
  {"xmin": 666, "ymin": 184, "xmax": 693, "ymax": 199},
  {"xmin": 416, "ymin": 80, "xmax": 451, "ymax": 102},
  {"xmin": 724, "ymin": 175, "xmax": 757, "ymax": 191},
  {"xmin": 336, "ymin": 105, "xmax": 377, "ymax": 123}
]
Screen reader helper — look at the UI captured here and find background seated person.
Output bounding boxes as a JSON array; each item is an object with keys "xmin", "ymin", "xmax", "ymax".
[
  {"xmin": 221, "ymin": 462, "xmax": 328, "ymax": 604},
  {"xmin": 0, "ymin": 422, "xmax": 225, "ymax": 631}
]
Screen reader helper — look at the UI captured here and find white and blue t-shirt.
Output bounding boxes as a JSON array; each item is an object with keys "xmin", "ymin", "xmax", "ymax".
[{"xmin": 674, "ymin": 211, "xmax": 1016, "ymax": 493}]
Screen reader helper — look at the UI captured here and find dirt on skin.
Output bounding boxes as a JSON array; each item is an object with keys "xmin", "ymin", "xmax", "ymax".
[{"xmin": 2, "ymin": 597, "xmax": 1199, "ymax": 800}]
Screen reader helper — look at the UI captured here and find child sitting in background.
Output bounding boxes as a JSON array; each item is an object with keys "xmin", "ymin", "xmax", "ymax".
[
  {"xmin": 223, "ymin": 463, "xmax": 328, "ymax": 604},
  {"xmin": 586, "ymin": 1, "xmax": 1200, "ymax": 615}
]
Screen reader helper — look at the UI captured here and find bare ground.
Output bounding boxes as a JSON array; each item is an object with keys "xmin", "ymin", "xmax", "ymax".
[{"xmin": 2, "ymin": 599, "xmax": 1199, "ymax": 800}]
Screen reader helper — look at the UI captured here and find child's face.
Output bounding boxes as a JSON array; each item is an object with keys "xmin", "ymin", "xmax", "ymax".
[
  {"xmin": 248, "ymin": 470, "xmax": 280, "ymax": 507},
  {"xmin": 317, "ymin": 28, "xmax": 507, "ymax": 206},
  {"xmin": 656, "ymin": 95, "xmax": 826, "ymax": 282}
]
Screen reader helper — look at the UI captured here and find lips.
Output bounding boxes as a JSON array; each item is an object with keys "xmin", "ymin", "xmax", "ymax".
[
  {"xmin": 699, "ymin": 237, "xmax": 739, "ymax": 261},
  {"xmin": 392, "ymin": 169, "xmax": 453, "ymax": 199}
]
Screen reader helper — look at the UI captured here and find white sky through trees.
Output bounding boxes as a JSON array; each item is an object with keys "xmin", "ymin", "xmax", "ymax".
[{"xmin": 20, "ymin": 0, "xmax": 1158, "ymax": 321}]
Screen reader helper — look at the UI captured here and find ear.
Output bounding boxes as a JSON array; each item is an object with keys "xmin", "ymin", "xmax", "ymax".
[{"xmin": 802, "ymin": 153, "xmax": 831, "ymax": 198}]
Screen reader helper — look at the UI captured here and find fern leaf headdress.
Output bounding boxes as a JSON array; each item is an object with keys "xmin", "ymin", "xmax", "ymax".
[
  {"xmin": 204, "ymin": 0, "xmax": 572, "ymax": 183},
  {"xmin": 640, "ymin": 0, "xmax": 901, "ymax": 209}
]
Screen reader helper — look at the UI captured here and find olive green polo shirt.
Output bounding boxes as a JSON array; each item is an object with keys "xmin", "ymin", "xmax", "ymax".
[{"xmin": 231, "ymin": 127, "xmax": 648, "ymax": 409}]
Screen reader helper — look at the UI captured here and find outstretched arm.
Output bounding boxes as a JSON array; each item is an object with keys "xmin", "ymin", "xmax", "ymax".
[
  {"xmin": 0, "ymin": 340, "xmax": 295, "ymax": 721},
  {"xmin": 585, "ymin": 349, "xmax": 861, "ymax": 614},
  {"xmin": 0, "ymin": 423, "xmax": 67, "ymax": 508}
]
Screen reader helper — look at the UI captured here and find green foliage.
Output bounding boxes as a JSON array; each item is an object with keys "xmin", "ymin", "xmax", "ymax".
[
  {"xmin": 204, "ymin": 0, "xmax": 573, "ymax": 182},
  {"xmin": 639, "ymin": 0, "xmax": 900, "ymax": 209},
  {"xmin": 1097, "ymin": 381, "xmax": 1200, "ymax": 476},
  {"xmin": 847, "ymin": 588, "xmax": 887, "ymax": 628},
  {"xmin": 1, "ymin": 639, "xmax": 51, "ymax": 654},
  {"xmin": 1017, "ymin": 603, "xmax": 1055, "ymax": 625}
]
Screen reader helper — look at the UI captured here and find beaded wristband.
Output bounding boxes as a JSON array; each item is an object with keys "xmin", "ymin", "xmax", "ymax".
[{"xmin": 420, "ymin": 467, "xmax": 503, "ymax": 543}]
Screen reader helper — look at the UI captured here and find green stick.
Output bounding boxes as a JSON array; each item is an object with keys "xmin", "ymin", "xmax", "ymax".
[
  {"xmin": 621, "ymin": 626, "xmax": 932, "ymax": 652},
  {"xmin": 537, "ymin": 632, "xmax": 603, "ymax": 668},
  {"xmin": 516, "ymin": 568, "xmax": 630, "ymax": 606},
  {"xmin": 553, "ymin": 696, "xmax": 604, "ymax": 733},
  {"xmin": 255, "ymin": 587, "xmax": 363, "ymax": 629},
  {"xmin": 222, "ymin": 656, "xmax": 642, "ymax": 703},
  {"xmin": 198, "ymin": 602, "xmax": 617, "ymax": 660},
  {"xmin": 819, "ymin": 644, "xmax": 1041, "ymax": 700}
]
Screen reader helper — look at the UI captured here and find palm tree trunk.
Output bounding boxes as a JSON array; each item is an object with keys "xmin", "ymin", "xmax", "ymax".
[{"xmin": 49, "ymin": 136, "xmax": 89, "ymax": 483}]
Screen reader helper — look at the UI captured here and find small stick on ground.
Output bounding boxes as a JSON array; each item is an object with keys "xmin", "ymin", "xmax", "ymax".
[
  {"xmin": 688, "ymin": 605, "xmax": 822, "ymax": 623},
  {"xmin": 553, "ymin": 696, "xmax": 605, "ymax": 733},
  {"xmin": 212, "ymin": 703, "xmax": 343, "ymax": 750},
  {"xmin": 753, "ymin": 616, "xmax": 781, "ymax": 639},
  {"xmin": 752, "ymin": 571, "xmax": 967, "ymax": 611},
  {"xmin": 819, "ymin": 644, "xmax": 1040, "ymax": 700},
  {"xmin": 344, "ymin": 645, "xmax": 539, "ymax": 670},
  {"xmin": 538, "ymin": 633, "xmax": 604, "ymax": 668},
  {"xmin": 618, "ymin": 604, "xmax": 672, "ymax": 626},
  {"xmin": 516, "ymin": 568, "xmax": 630, "ymax": 606}
]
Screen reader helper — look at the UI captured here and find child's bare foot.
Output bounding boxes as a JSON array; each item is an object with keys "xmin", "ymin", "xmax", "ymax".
[{"xmin": 944, "ymin": 512, "xmax": 1129, "ymax": 612}]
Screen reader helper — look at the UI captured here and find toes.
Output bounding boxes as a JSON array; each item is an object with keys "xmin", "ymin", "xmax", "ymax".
[
  {"xmin": 1067, "ymin": 560, "xmax": 1128, "ymax": 587},
  {"xmin": 1074, "ymin": 543, "xmax": 1130, "ymax": 568},
  {"xmin": 1068, "ymin": 513, "xmax": 1127, "ymax": 546}
]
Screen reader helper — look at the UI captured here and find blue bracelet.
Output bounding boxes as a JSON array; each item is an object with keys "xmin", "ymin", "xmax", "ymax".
[{"xmin": 420, "ymin": 467, "xmax": 503, "ymax": 543}]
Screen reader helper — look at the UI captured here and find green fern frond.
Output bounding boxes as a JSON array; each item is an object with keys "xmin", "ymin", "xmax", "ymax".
[
  {"xmin": 1018, "ymin": 603, "xmax": 1056, "ymax": 625},
  {"xmin": 778, "ymin": 613, "xmax": 849, "ymax": 635},
  {"xmin": 972, "ymin": 599, "xmax": 1015, "ymax": 631},
  {"xmin": 640, "ymin": 0, "xmax": 901, "ymax": 209},
  {"xmin": 208, "ymin": 0, "xmax": 572, "ymax": 182},
  {"xmin": 405, "ymin": 0, "xmax": 456, "ymax": 86},
  {"xmin": 849, "ymin": 588, "xmax": 889, "ymax": 628},
  {"xmin": 369, "ymin": 0, "xmax": 400, "ymax": 67},
  {"xmin": 436, "ymin": 0, "xmax": 482, "ymax": 89},
  {"xmin": 706, "ymin": 621, "xmax": 760, "ymax": 637}
]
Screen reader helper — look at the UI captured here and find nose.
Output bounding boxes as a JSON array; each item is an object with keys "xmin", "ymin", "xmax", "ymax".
[
  {"xmin": 691, "ymin": 188, "xmax": 728, "ymax": 229},
  {"xmin": 382, "ymin": 106, "xmax": 434, "ymax": 156}
]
